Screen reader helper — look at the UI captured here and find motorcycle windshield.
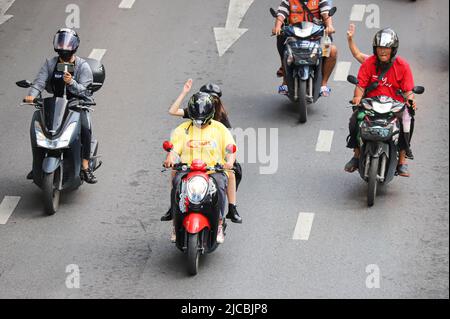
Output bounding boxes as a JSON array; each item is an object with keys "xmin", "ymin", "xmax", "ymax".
[{"xmin": 42, "ymin": 97, "xmax": 67, "ymax": 134}]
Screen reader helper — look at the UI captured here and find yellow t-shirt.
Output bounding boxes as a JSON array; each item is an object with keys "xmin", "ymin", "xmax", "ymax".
[{"xmin": 170, "ymin": 120, "xmax": 237, "ymax": 167}]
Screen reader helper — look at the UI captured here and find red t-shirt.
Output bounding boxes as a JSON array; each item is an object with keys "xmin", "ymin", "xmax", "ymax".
[{"xmin": 357, "ymin": 55, "xmax": 415, "ymax": 102}]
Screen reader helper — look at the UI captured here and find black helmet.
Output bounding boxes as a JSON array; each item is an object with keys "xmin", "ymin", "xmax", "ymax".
[
  {"xmin": 373, "ymin": 28, "xmax": 399, "ymax": 59},
  {"xmin": 53, "ymin": 28, "xmax": 80, "ymax": 61},
  {"xmin": 187, "ymin": 92, "xmax": 215, "ymax": 127},
  {"xmin": 200, "ymin": 83, "xmax": 222, "ymax": 98}
]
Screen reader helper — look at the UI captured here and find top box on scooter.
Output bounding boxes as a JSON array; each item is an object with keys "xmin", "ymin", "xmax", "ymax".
[{"xmin": 83, "ymin": 57, "xmax": 106, "ymax": 92}]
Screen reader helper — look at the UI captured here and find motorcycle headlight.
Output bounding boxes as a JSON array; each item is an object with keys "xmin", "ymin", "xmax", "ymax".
[
  {"xmin": 186, "ymin": 176, "xmax": 209, "ymax": 204},
  {"xmin": 35, "ymin": 121, "xmax": 77, "ymax": 149}
]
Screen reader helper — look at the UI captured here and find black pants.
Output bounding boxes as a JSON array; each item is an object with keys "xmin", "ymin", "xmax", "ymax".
[
  {"xmin": 171, "ymin": 172, "xmax": 228, "ymax": 218},
  {"xmin": 80, "ymin": 110, "xmax": 92, "ymax": 160},
  {"xmin": 346, "ymin": 110, "xmax": 415, "ymax": 150}
]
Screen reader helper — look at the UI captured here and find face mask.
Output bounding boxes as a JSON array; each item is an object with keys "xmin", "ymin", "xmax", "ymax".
[
  {"xmin": 59, "ymin": 52, "xmax": 73, "ymax": 62},
  {"xmin": 193, "ymin": 120, "xmax": 204, "ymax": 129}
]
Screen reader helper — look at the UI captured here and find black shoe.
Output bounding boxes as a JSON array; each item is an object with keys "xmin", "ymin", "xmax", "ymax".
[
  {"xmin": 344, "ymin": 157, "xmax": 359, "ymax": 173},
  {"xmin": 26, "ymin": 171, "xmax": 33, "ymax": 180},
  {"xmin": 81, "ymin": 168, "xmax": 98, "ymax": 184},
  {"xmin": 161, "ymin": 208, "xmax": 172, "ymax": 221},
  {"xmin": 405, "ymin": 148, "xmax": 415, "ymax": 160},
  {"xmin": 226, "ymin": 204, "xmax": 242, "ymax": 224}
]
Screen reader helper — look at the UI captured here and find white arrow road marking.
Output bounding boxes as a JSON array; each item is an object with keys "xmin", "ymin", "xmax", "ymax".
[
  {"xmin": 214, "ymin": 0, "xmax": 255, "ymax": 57},
  {"xmin": 350, "ymin": 4, "xmax": 366, "ymax": 21},
  {"xmin": 88, "ymin": 49, "xmax": 107, "ymax": 61},
  {"xmin": 118, "ymin": 0, "xmax": 135, "ymax": 9},
  {"xmin": 333, "ymin": 61, "xmax": 352, "ymax": 82},
  {"xmin": 293, "ymin": 213, "xmax": 315, "ymax": 241},
  {"xmin": 0, "ymin": 196, "xmax": 21, "ymax": 225},
  {"xmin": 0, "ymin": 0, "xmax": 16, "ymax": 25},
  {"xmin": 316, "ymin": 130, "xmax": 334, "ymax": 152}
]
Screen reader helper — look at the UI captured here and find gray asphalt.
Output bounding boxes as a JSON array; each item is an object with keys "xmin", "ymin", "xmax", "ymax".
[{"xmin": 0, "ymin": 0, "xmax": 448, "ymax": 299}]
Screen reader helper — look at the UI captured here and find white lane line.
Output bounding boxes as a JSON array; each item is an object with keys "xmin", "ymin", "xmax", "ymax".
[
  {"xmin": 118, "ymin": 0, "xmax": 135, "ymax": 9},
  {"xmin": 0, "ymin": 196, "xmax": 21, "ymax": 225},
  {"xmin": 333, "ymin": 61, "xmax": 352, "ymax": 82},
  {"xmin": 350, "ymin": 4, "xmax": 366, "ymax": 21},
  {"xmin": 88, "ymin": 49, "xmax": 107, "ymax": 61},
  {"xmin": 293, "ymin": 213, "xmax": 315, "ymax": 241},
  {"xmin": 316, "ymin": 130, "xmax": 334, "ymax": 152}
]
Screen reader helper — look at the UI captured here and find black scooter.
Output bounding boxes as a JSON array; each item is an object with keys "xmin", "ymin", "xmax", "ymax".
[
  {"xmin": 347, "ymin": 75, "xmax": 424, "ymax": 206},
  {"xmin": 270, "ymin": 7, "xmax": 336, "ymax": 123},
  {"xmin": 16, "ymin": 59, "xmax": 105, "ymax": 215}
]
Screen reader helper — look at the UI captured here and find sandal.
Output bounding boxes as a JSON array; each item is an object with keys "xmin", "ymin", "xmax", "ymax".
[
  {"xmin": 320, "ymin": 86, "xmax": 332, "ymax": 97},
  {"xmin": 278, "ymin": 84, "xmax": 288, "ymax": 95}
]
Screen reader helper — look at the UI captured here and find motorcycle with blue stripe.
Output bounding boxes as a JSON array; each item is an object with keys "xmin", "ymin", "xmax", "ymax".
[{"xmin": 271, "ymin": 6, "xmax": 336, "ymax": 123}]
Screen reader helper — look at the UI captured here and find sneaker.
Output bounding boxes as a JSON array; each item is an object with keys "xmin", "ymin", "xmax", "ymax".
[
  {"xmin": 216, "ymin": 224, "xmax": 225, "ymax": 244},
  {"xmin": 26, "ymin": 170, "xmax": 33, "ymax": 180},
  {"xmin": 170, "ymin": 226, "xmax": 176, "ymax": 243},
  {"xmin": 405, "ymin": 148, "xmax": 415, "ymax": 160},
  {"xmin": 81, "ymin": 168, "xmax": 97, "ymax": 184},
  {"xmin": 345, "ymin": 157, "xmax": 359, "ymax": 173},
  {"xmin": 397, "ymin": 164, "xmax": 410, "ymax": 177},
  {"xmin": 278, "ymin": 84, "xmax": 288, "ymax": 95}
]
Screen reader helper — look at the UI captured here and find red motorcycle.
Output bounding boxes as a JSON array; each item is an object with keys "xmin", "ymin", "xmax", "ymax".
[{"xmin": 162, "ymin": 141, "xmax": 236, "ymax": 275}]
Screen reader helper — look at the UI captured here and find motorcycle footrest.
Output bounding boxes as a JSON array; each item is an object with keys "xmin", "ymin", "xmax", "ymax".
[{"xmin": 93, "ymin": 161, "xmax": 102, "ymax": 172}]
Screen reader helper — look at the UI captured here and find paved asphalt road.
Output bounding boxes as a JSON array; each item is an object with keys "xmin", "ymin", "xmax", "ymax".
[{"xmin": 0, "ymin": 0, "xmax": 448, "ymax": 299}]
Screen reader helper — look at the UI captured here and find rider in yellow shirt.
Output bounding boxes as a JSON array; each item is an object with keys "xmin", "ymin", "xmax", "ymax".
[{"xmin": 163, "ymin": 92, "xmax": 239, "ymax": 243}]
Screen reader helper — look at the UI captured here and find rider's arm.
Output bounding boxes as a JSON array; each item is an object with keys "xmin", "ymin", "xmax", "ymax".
[
  {"xmin": 168, "ymin": 92, "xmax": 188, "ymax": 117},
  {"xmin": 67, "ymin": 61, "xmax": 93, "ymax": 99},
  {"xmin": 348, "ymin": 37, "xmax": 369, "ymax": 64},
  {"xmin": 28, "ymin": 59, "xmax": 51, "ymax": 98}
]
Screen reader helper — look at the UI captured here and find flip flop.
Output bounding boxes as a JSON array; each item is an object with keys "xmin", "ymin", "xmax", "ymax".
[
  {"xmin": 278, "ymin": 85, "xmax": 288, "ymax": 95},
  {"xmin": 320, "ymin": 86, "xmax": 332, "ymax": 97}
]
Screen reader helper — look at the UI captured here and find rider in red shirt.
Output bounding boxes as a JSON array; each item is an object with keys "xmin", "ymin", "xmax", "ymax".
[{"xmin": 345, "ymin": 28, "xmax": 417, "ymax": 177}]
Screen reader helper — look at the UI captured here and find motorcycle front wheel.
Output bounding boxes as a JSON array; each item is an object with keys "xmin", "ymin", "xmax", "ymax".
[
  {"xmin": 367, "ymin": 157, "xmax": 379, "ymax": 207},
  {"xmin": 297, "ymin": 79, "xmax": 308, "ymax": 123},
  {"xmin": 42, "ymin": 172, "xmax": 60, "ymax": 215},
  {"xmin": 187, "ymin": 233, "xmax": 200, "ymax": 276}
]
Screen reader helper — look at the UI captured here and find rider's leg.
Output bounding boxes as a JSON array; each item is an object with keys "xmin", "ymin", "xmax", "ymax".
[
  {"xmin": 345, "ymin": 110, "xmax": 360, "ymax": 172},
  {"xmin": 225, "ymin": 172, "xmax": 242, "ymax": 223},
  {"xmin": 321, "ymin": 45, "xmax": 338, "ymax": 96},
  {"xmin": 80, "ymin": 111, "xmax": 96, "ymax": 184}
]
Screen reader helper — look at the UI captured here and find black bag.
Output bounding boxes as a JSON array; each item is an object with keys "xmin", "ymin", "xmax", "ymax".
[
  {"xmin": 83, "ymin": 57, "xmax": 106, "ymax": 92},
  {"xmin": 233, "ymin": 161, "xmax": 243, "ymax": 191}
]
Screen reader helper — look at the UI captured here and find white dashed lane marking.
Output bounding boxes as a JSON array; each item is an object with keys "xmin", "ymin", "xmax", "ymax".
[
  {"xmin": 293, "ymin": 213, "xmax": 315, "ymax": 241},
  {"xmin": 333, "ymin": 61, "xmax": 352, "ymax": 82},
  {"xmin": 88, "ymin": 49, "xmax": 107, "ymax": 61},
  {"xmin": 0, "ymin": 196, "xmax": 21, "ymax": 225},
  {"xmin": 316, "ymin": 130, "xmax": 334, "ymax": 153},
  {"xmin": 350, "ymin": 4, "xmax": 366, "ymax": 21},
  {"xmin": 118, "ymin": 0, "xmax": 135, "ymax": 9}
]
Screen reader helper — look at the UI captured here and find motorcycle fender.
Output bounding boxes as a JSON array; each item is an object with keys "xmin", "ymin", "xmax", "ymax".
[
  {"xmin": 183, "ymin": 213, "xmax": 210, "ymax": 234},
  {"xmin": 42, "ymin": 157, "xmax": 61, "ymax": 174},
  {"xmin": 298, "ymin": 66, "xmax": 310, "ymax": 81},
  {"xmin": 365, "ymin": 142, "xmax": 389, "ymax": 158}
]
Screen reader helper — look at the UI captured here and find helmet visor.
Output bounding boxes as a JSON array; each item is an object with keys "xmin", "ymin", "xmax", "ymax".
[{"xmin": 54, "ymin": 32, "xmax": 79, "ymax": 51}]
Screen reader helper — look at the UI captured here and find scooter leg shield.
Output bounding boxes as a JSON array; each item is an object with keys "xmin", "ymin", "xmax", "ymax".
[{"xmin": 183, "ymin": 213, "xmax": 211, "ymax": 234}]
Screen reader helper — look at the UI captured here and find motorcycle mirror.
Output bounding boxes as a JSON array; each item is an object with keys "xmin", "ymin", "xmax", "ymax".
[
  {"xmin": 328, "ymin": 7, "xmax": 337, "ymax": 17},
  {"xmin": 269, "ymin": 8, "xmax": 277, "ymax": 18},
  {"xmin": 347, "ymin": 75, "xmax": 358, "ymax": 85},
  {"xmin": 163, "ymin": 141, "xmax": 174, "ymax": 152},
  {"xmin": 226, "ymin": 144, "xmax": 237, "ymax": 155},
  {"xmin": 16, "ymin": 80, "xmax": 32, "ymax": 88},
  {"xmin": 413, "ymin": 86, "xmax": 425, "ymax": 95}
]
